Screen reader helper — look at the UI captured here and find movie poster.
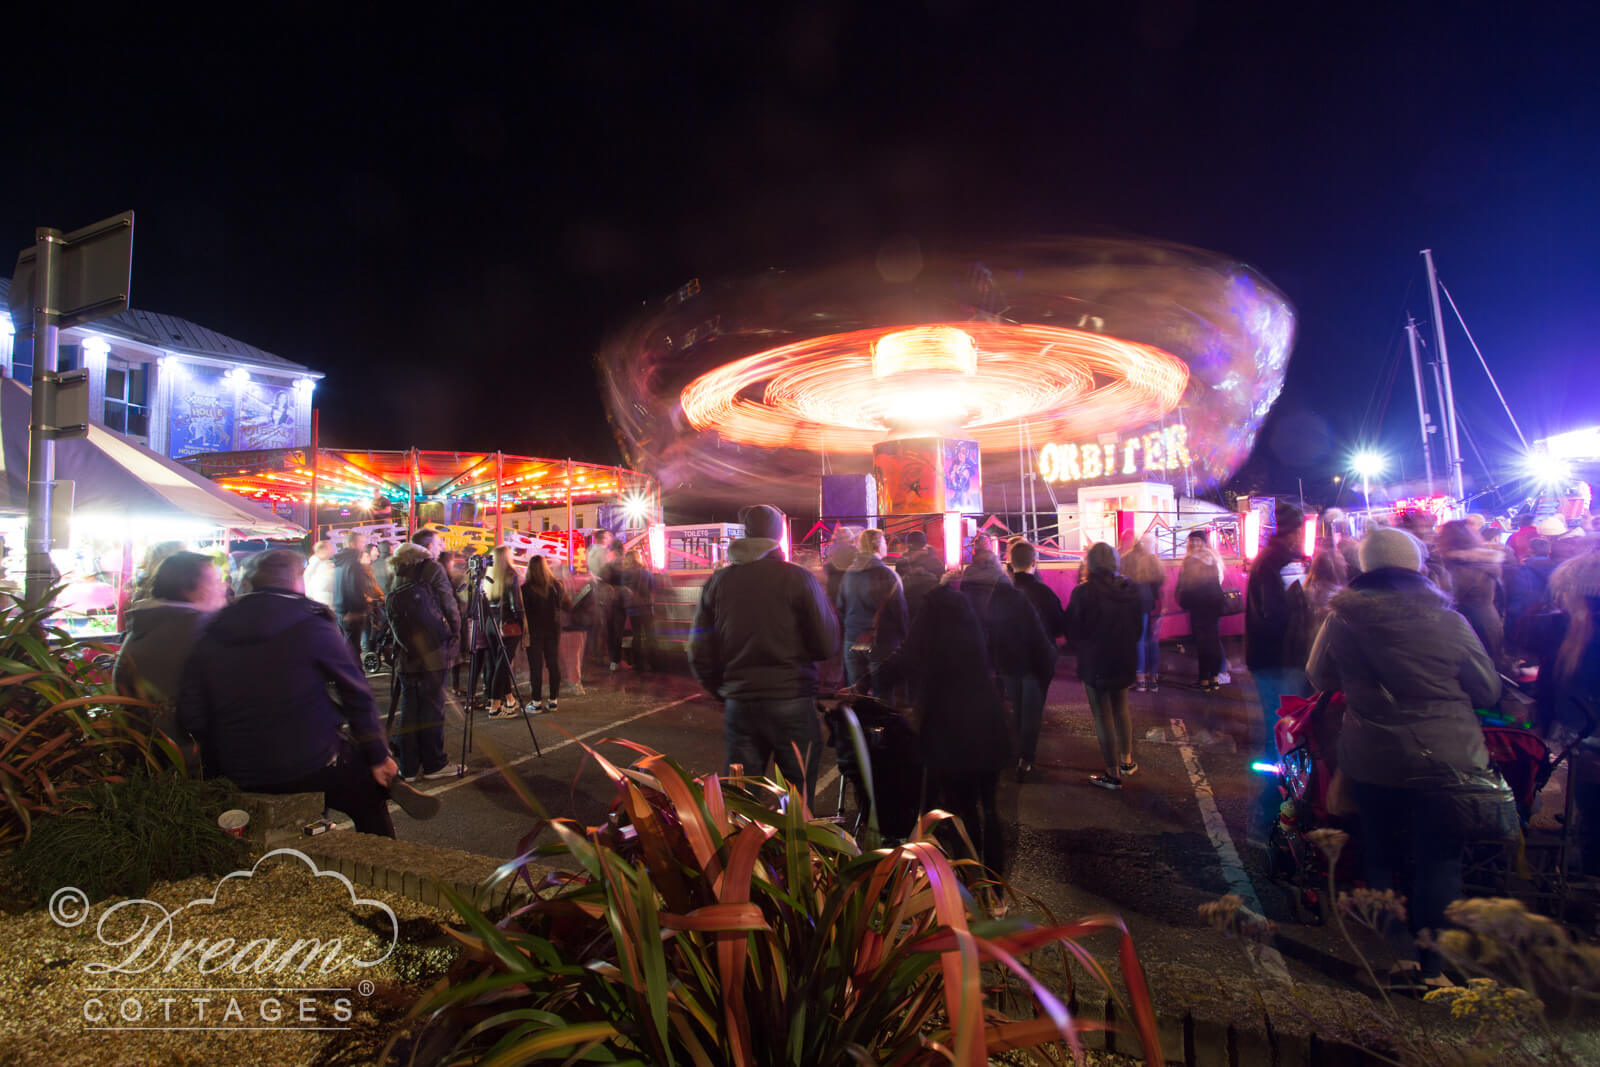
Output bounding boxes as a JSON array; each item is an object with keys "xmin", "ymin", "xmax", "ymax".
[
  {"xmin": 169, "ymin": 369, "xmax": 235, "ymax": 458},
  {"xmin": 237, "ymin": 380, "xmax": 296, "ymax": 450}
]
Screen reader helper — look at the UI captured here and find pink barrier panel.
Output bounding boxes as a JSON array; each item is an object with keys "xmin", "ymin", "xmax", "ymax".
[{"xmin": 1035, "ymin": 560, "xmax": 1247, "ymax": 641}]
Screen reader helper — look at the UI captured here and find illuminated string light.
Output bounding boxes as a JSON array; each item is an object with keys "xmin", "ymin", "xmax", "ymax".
[{"xmin": 680, "ymin": 322, "xmax": 1189, "ymax": 452}]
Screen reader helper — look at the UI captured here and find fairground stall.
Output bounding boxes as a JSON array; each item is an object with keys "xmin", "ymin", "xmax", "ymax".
[
  {"xmin": 0, "ymin": 379, "xmax": 303, "ymax": 637},
  {"xmin": 184, "ymin": 448, "xmax": 661, "ymax": 570}
]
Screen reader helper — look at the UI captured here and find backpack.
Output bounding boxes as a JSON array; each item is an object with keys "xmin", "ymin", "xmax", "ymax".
[{"xmin": 387, "ymin": 579, "xmax": 451, "ymax": 668}]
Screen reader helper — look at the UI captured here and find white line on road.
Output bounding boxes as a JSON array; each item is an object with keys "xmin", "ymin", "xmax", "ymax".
[{"xmin": 1170, "ymin": 716, "xmax": 1294, "ymax": 987}]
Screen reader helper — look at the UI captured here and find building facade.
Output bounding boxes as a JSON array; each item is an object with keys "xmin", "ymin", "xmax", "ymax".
[{"xmin": 0, "ymin": 277, "xmax": 320, "ymax": 458}]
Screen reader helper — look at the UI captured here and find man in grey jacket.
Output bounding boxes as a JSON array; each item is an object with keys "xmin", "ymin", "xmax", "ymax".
[{"xmin": 689, "ymin": 504, "xmax": 839, "ymax": 804}]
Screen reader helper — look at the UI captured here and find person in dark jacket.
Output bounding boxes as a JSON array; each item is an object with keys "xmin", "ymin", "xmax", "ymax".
[
  {"xmin": 620, "ymin": 549, "xmax": 659, "ymax": 672},
  {"xmin": 481, "ymin": 547, "xmax": 526, "ymax": 717},
  {"xmin": 836, "ymin": 529, "xmax": 909, "ymax": 697},
  {"xmin": 690, "ymin": 504, "xmax": 840, "ymax": 805},
  {"xmin": 1178, "ymin": 531, "xmax": 1227, "ymax": 693},
  {"xmin": 521, "ymin": 554, "xmax": 570, "ymax": 710},
  {"xmin": 333, "ymin": 529, "xmax": 383, "ymax": 666},
  {"xmin": 115, "ymin": 551, "xmax": 229, "ymax": 771},
  {"xmin": 387, "ymin": 543, "xmax": 456, "ymax": 780},
  {"xmin": 1437, "ymin": 519, "xmax": 1507, "ymax": 669},
  {"xmin": 1005, "ymin": 540, "xmax": 1062, "ymax": 780},
  {"xmin": 1063, "ymin": 542, "xmax": 1145, "ymax": 789},
  {"xmin": 875, "ymin": 583, "xmax": 1015, "ymax": 881},
  {"xmin": 177, "ymin": 550, "xmax": 421, "ymax": 837},
  {"xmin": 1245, "ymin": 503, "xmax": 1313, "ymax": 765},
  {"xmin": 1307, "ymin": 527, "xmax": 1500, "ymax": 982},
  {"xmin": 895, "ymin": 531, "xmax": 944, "ymax": 624}
]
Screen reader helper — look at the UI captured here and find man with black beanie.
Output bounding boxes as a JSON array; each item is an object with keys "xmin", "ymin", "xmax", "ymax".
[
  {"xmin": 1245, "ymin": 502, "xmax": 1314, "ymax": 838},
  {"xmin": 689, "ymin": 504, "xmax": 839, "ymax": 804}
]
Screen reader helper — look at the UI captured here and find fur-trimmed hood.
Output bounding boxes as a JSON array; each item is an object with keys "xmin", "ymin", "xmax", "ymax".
[
  {"xmin": 1330, "ymin": 567, "xmax": 1451, "ymax": 625},
  {"xmin": 389, "ymin": 542, "xmax": 431, "ymax": 581}
]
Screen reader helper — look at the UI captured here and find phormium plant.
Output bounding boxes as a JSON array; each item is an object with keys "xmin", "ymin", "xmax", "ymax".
[
  {"xmin": 0, "ymin": 593, "xmax": 162, "ymax": 848},
  {"xmin": 390, "ymin": 734, "xmax": 1163, "ymax": 1065}
]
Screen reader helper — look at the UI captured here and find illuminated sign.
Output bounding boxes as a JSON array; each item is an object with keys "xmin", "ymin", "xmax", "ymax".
[{"xmin": 1037, "ymin": 426, "xmax": 1192, "ymax": 486}]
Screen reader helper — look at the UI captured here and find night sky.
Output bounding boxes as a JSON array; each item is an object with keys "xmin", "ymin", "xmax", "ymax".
[{"xmin": 6, "ymin": 3, "xmax": 1597, "ymax": 510}]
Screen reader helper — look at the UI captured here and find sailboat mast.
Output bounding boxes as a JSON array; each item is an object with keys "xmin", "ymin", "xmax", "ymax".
[
  {"xmin": 1405, "ymin": 317, "xmax": 1436, "ymax": 497},
  {"xmin": 1422, "ymin": 249, "xmax": 1466, "ymax": 506}
]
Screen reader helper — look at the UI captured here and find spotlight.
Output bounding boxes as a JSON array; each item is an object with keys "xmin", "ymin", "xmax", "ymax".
[{"xmin": 1523, "ymin": 450, "xmax": 1571, "ymax": 488}]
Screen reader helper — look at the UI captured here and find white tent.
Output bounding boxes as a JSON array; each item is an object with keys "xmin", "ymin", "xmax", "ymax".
[{"xmin": 0, "ymin": 377, "xmax": 302, "ymax": 538}]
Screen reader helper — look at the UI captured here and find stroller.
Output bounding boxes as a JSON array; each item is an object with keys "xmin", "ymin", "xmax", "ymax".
[
  {"xmin": 1267, "ymin": 682, "xmax": 1580, "ymax": 923},
  {"xmin": 820, "ymin": 695, "xmax": 922, "ymax": 840}
]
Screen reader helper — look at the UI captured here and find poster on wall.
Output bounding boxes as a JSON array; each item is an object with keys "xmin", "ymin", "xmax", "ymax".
[
  {"xmin": 237, "ymin": 379, "xmax": 296, "ymax": 450},
  {"xmin": 942, "ymin": 439, "xmax": 982, "ymax": 515},
  {"xmin": 169, "ymin": 368, "xmax": 235, "ymax": 458}
]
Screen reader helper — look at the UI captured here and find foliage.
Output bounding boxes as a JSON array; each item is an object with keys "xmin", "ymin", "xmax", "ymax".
[
  {"xmin": 390, "ymin": 737, "xmax": 1164, "ymax": 1066},
  {"xmin": 11, "ymin": 769, "xmax": 247, "ymax": 903},
  {"xmin": 0, "ymin": 592, "xmax": 164, "ymax": 848}
]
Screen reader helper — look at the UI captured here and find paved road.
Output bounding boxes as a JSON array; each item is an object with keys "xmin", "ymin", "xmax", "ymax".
[{"xmin": 362, "ymin": 643, "xmax": 1369, "ymax": 993}]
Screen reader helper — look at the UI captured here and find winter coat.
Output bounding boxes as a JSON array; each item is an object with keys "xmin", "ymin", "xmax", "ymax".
[
  {"xmin": 387, "ymin": 544, "xmax": 462, "ymax": 672},
  {"xmin": 876, "ymin": 584, "xmax": 1016, "ymax": 775},
  {"xmin": 836, "ymin": 555, "xmax": 909, "ymax": 658},
  {"xmin": 1443, "ymin": 546, "xmax": 1506, "ymax": 664},
  {"xmin": 1063, "ymin": 573, "xmax": 1144, "ymax": 689},
  {"xmin": 1245, "ymin": 536, "xmax": 1311, "ymax": 671},
  {"xmin": 622, "ymin": 565, "xmax": 656, "ymax": 618},
  {"xmin": 332, "ymin": 546, "xmax": 382, "ymax": 618},
  {"xmin": 1306, "ymin": 567, "xmax": 1499, "ymax": 788},
  {"xmin": 689, "ymin": 537, "xmax": 841, "ymax": 700},
  {"xmin": 1013, "ymin": 571, "xmax": 1066, "ymax": 642},
  {"xmin": 520, "ymin": 575, "xmax": 570, "ymax": 639},
  {"xmin": 1177, "ymin": 548, "xmax": 1225, "ymax": 617},
  {"xmin": 177, "ymin": 587, "xmax": 388, "ymax": 788},
  {"xmin": 115, "ymin": 599, "xmax": 210, "ymax": 769}
]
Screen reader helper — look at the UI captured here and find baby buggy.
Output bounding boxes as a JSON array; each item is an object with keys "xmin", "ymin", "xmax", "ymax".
[
  {"xmin": 820, "ymin": 694, "xmax": 922, "ymax": 840},
  {"xmin": 1266, "ymin": 683, "xmax": 1579, "ymax": 923}
]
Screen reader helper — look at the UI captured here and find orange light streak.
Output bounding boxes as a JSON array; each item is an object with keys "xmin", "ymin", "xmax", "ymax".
[{"xmin": 679, "ymin": 322, "xmax": 1188, "ymax": 453}]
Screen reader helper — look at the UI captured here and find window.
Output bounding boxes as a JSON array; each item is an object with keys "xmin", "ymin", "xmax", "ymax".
[
  {"xmin": 103, "ymin": 360, "xmax": 151, "ymax": 437},
  {"xmin": 57, "ymin": 345, "xmax": 82, "ymax": 372},
  {"xmin": 10, "ymin": 337, "xmax": 32, "ymax": 380}
]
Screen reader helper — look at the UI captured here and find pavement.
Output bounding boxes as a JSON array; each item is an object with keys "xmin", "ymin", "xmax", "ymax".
[{"xmin": 353, "ymin": 640, "xmax": 1391, "ymax": 1004}]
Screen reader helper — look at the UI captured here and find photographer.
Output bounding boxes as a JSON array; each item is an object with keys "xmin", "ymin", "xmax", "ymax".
[{"xmin": 479, "ymin": 547, "xmax": 527, "ymax": 717}]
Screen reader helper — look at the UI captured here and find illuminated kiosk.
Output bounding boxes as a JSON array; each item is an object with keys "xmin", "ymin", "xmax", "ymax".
[
  {"xmin": 597, "ymin": 239, "xmax": 1296, "ymax": 539},
  {"xmin": 185, "ymin": 448, "xmax": 661, "ymax": 570}
]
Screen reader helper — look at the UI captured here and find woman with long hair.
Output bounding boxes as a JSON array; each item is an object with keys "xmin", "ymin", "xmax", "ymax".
[
  {"xmin": 620, "ymin": 549, "xmax": 659, "ymax": 673},
  {"xmin": 482, "ymin": 546, "xmax": 526, "ymax": 718},
  {"xmin": 521, "ymin": 554, "xmax": 569, "ymax": 711},
  {"xmin": 1548, "ymin": 553, "xmax": 1600, "ymax": 874},
  {"xmin": 1123, "ymin": 534, "xmax": 1167, "ymax": 692}
]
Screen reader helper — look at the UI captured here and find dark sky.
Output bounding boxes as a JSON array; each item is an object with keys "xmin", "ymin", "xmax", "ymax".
[{"xmin": 6, "ymin": 3, "xmax": 1597, "ymax": 507}]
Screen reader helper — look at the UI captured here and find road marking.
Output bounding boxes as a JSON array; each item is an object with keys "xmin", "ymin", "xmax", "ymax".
[
  {"xmin": 1170, "ymin": 717, "xmax": 1294, "ymax": 987},
  {"xmin": 332, "ymin": 693, "xmax": 708, "ymax": 830},
  {"xmin": 816, "ymin": 766, "xmax": 841, "ymax": 812}
]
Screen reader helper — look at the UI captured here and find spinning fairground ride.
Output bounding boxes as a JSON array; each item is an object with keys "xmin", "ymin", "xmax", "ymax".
[{"xmin": 598, "ymin": 237, "xmax": 1297, "ymax": 561}]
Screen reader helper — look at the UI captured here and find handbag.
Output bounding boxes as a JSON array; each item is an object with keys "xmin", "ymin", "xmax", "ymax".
[
  {"xmin": 1221, "ymin": 588, "xmax": 1245, "ymax": 615},
  {"xmin": 1425, "ymin": 764, "xmax": 1522, "ymax": 844}
]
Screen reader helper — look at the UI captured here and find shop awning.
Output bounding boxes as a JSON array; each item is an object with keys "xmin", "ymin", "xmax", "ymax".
[{"xmin": 0, "ymin": 378, "xmax": 304, "ymax": 538}]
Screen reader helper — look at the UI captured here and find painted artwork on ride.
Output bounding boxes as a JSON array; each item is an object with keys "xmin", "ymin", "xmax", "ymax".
[{"xmin": 872, "ymin": 437, "xmax": 982, "ymax": 515}]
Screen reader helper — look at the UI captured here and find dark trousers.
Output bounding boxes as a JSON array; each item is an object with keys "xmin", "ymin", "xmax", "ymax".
[
  {"xmin": 487, "ymin": 634, "xmax": 523, "ymax": 700},
  {"xmin": 266, "ymin": 739, "xmax": 394, "ymax": 838},
  {"xmin": 1003, "ymin": 673, "xmax": 1047, "ymax": 764},
  {"xmin": 1084, "ymin": 682, "xmax": 1133, "ymax": 774},
  {"xmin": 340, "ymin": 612, "xmax": 369, "ymax": 668},
  {"xmin": 605, "ymin": 602, "xmax": 626, "ymax": 665},
  {"xmin": 396, "ymin": 669, "xmax": 448, "ymax": 777},
  {"xmin": 524, "ymin": 631, "xmax": 562, "ymax": 700},
  {"xmin": 724, "ymin": 695, "xmax": 822, "ymax": 806},
  {"xmin": 1352, "ymin": 779, "xmax": 1465, "ymax": 978},
  {"xmin": 1191, "ymin": 610, "xmax": 1223, "ymax": 681},
  {"xmin": 467, "ymin": 649, "xmax": 487, "ymax": 703},
  {"xmin": 628, "ymin": 612, "xmax": 657, "ymax": 671},
  {"xmin": 929, "ymin": 769, "xmax": 1005, "ymax": 876}
]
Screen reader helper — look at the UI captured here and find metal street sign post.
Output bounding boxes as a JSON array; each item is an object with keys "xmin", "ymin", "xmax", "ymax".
[{"xmin": 8, "ymin": 211, "xmax": 134, "ymax": 606}]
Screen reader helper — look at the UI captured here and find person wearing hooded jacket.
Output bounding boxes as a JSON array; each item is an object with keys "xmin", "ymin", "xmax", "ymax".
[
  {"xmin": 1437, "ymin": 519, "xmax": 1507, "ymax": 668},
  {"xmin": 115, "ymin": 550, "xmax": 228, "ymax": 771},
  {"xmin": 1064, "ymin": 542, "xmax": 1146, "ymax": 789},
  {"xmin": 835, "ymin": 529, "xmax": 909, "ymax": 697},
  {"xmin": 1307, "ymin": 526, "xmax": 1500, "ymax": 983},
  {"xmin": 874, "ymin": 583, "xmax": 1015, "ymax": 879},
  {"xmin": 1003, "ymin": 540, "xmax": 1062, "ymax": 780},
  {"xmin": 690, "ymin": 504, "xmax": 840, "ymax": 804},
  {"xmin": 177, "ymin": 549, "xmax": 408, "ymax": 837},
  {"xmin": 387, "ymin": 542, "xmax": 457, "ymax": 780}
]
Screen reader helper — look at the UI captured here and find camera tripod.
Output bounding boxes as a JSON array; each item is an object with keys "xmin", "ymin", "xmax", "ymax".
[{"xmin": 457, "ymin": 560, "xmax": 543, "ymax": 772}]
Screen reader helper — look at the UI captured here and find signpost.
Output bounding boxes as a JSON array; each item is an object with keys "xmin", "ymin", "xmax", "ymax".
[{"xmin": 8, "ymin": 211, "xmax": 135, "ymax": 606}]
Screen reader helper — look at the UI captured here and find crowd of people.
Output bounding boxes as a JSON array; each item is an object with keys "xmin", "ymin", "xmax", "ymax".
[{"xmin": 110, "ymin": 525, "xmax": 665, "ymax": 837}]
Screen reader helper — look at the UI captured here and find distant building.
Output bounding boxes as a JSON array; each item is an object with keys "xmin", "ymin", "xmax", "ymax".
[{"xmin": 0, "ymin": 277, "xmax": 320, "ymax": 459}]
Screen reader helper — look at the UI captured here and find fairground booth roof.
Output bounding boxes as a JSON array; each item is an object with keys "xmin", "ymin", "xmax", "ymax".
[{"xmin": 185, "ymin": 448, "xmax": 657, "ymax": 512}]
